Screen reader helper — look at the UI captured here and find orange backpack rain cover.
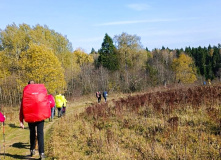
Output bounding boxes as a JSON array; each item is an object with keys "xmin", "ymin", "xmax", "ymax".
[{"xmin": 22, "ymin": 84, "xmax": 51, "ymax": 122}]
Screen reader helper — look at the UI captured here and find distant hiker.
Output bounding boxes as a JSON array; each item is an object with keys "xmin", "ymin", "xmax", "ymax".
[
  {"xmin": 208, "ymin": 79, "xmax": 211, "ymax": 85},
  {"xmin": 103, "ymin": 91, "xmax": 108, "ymax": 102},
  {"xmin": 61, "ymin": 95, "xmax": 67, "ymax": 115},
  {"xmin": 48, "ymin": 94, "xmax": 55, "ymax": 122},
  {"xmin": 55, "ymin": 94, "xmax": 64, "ymax": 117},
  {"xmin": 96, "ymin": 91, "xmax": 101, "ymax": 103},
  {"xmin": 203, "ymin": 81, "xmax": 206, "ymax": 85},
  {"xmin": 19, "ymin": 81, "xmax": 50, "ymax": 159},
  {"xmin": 163, "ymin": 80, "xmax": 167, "ymax": 87}
]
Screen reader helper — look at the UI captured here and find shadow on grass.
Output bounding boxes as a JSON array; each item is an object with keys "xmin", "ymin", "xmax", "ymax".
[
  {"xmin": 1, "ymin": 142, "xmax": 41, "ymax": 159},
  {"xmin": 7, "ymin": 123, "xmax": 29, "ymax": 129},
  {"xmin": 8, "ymin": 123, "xmax": 20, "ymax": 128},
  {"xmin": 0, "ymin": 153, "xmax": 40, "ymax": 159},
  {"xmin": 11, "ymin": 142, "xmax": 29, "ymax": 149}
]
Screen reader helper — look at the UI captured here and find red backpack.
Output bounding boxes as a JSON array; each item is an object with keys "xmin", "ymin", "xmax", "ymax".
[
  {"xmin": 48, "ymin": 94, "xmax": 55, "ymax": 108},
  {"xmin": 22, "ymin": 84, "xmax": 51, "ymax": 122}
]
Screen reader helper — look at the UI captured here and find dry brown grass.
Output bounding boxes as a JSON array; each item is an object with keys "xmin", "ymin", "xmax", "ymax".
[{"xmin": 45, "ymin": 86, "xmax": 221, "ymax": 160}]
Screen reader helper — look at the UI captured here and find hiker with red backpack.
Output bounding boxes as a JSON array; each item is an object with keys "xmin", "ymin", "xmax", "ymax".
[
  {"xmin": 48, "ymin": 94, "xmax": 55, "ymax": 122},
  {"xmin": 19, "ymin": 80, "xmax": 50, "ymax": 160},
  {"xmin": 96, "ymin": 91, "xmax": 101, "ymax": 103}
]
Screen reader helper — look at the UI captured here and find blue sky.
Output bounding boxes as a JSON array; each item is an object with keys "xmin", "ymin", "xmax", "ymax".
[{"xmin": 0, "ymin": 0, "xmax": 220, "ymax": 53}]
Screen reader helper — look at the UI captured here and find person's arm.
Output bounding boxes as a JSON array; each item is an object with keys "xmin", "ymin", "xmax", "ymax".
[{"xmin": 19, "ymin": 101, "xmax": 24, "ymax": 129}]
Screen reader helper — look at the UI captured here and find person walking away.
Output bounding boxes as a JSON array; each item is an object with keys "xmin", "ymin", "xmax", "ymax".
[
  {"xmin": 48, "ymin": 94, "xmax": 55, "ymax": 121},
  {"xmin": 103, "ymin": 91, "xmax": 108, "ymax": 102},
  {"xmin": 61, "ymin": 95, "xmax": 67, "ymax": 115},
  {"xmin": 55, "ymin": 94, "xmax": 63, "ymax": 117},
  {"xmin": 19, "ymin": 81, "xmax": 51, "ymax": 159},
  {"xmin": 96, "ymin": 91, "xmax": 101, "ymax": 103},
  {"xmin": 208, "ymin": 79, "xmax": 211, "ymax": 85}
]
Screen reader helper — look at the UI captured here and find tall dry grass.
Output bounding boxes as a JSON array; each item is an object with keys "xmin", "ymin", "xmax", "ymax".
[{"xmin": 45, "ymin": 85, "xmax": 221, "ymax": 159}]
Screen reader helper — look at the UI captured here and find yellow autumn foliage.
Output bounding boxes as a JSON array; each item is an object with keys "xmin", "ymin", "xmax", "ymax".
[
  {"xmin": 18, "ymin": 43, "xmax": 66, "ymax": 94},
  {"xmin": 1, "ymin": 23, "xmax": 73, "ymax": 70},
  {"xmin": 172, "ymin": 53, "xmax": 197, "ymax": 83},
  {"xmin": 0, "ymin": 23, "xmax": 31, "ymax": 55},
  {"xmin": 63, "ymin": 51, "xmax": 81, "ymax": 82},
  {"xmin": 73, "ymin": 48, "xmax": 94, "ymax": 66},
  {"xmin": 0, "ymin": 51, "xmax": 10, "ymax": 80}
]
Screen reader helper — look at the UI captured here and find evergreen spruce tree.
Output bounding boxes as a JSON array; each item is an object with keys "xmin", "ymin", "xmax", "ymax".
[
  {"xmin": 98, "ymin": 33, "xmax": 119, "ymax": 71},
  {"xmin": 213, "ymin": 46, "xmax": 221, "ymax": 75},
  {"xmin": 90, "ymin": 48, "xmax": 96, "ymax": 54}
]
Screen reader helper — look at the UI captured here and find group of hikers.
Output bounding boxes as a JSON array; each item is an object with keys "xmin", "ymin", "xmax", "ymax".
[
  {"xmin": 16, "ymin": 78, "xmax": 216, "ymax": 159},
  {"xmin": 19, "ymin": 80, "xmax": 67, "ymax": 159},
  {"xmin": 203, "ymin": 79, "xmax": 212, "ymax": 85},
  {"xmin": 96, "ymin": 91, "xmax": 108, "ymax": 103},
  {"xmin": 18, "ymin": 80, "xmax": 108, "ymax": 159},
  {"xmin": 47, "ymin": 92, "xmax": 68, "ymax": 123},
  {"xmin": 54, "ymin": 94, "xmax": 67, "ymax": 119}
]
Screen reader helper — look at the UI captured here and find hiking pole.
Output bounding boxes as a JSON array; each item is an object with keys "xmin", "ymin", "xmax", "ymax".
[
  {"xmin": 0, "ymin": 112, "xmax": 6, "ymax": 159},
  {"xmin": 3, "ymin": 121, "xmax": 5, "ymax": 159},
  {"xmin": 0, "ymin": 122, "xmax": 2, "ymax": 159}
]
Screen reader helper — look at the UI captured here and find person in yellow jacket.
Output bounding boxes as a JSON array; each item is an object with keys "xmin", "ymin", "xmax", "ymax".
[
  {"xmin": 208, "ymin": 79, "xmax": 211, "ymax": 85},
  {"xmin": 55, "ymin": 94, "xmax": 63, "ymax": 117}
]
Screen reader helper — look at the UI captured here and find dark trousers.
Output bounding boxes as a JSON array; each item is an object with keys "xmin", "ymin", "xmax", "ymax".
[
  {"xmin": 28, "ymin": 120, "xmax": 44, "ymax": 154},
  {"xmin": 57, "ymin": 107, "xmax": 62, "ymax": 117},
  {"xmin": 62, "ymin": 107, "xmax": 66, "ymax": 115},
  {"xmin": 103, "ymin": 96, "xmax": 107, "ymax": 102},
  {"xmin": 98, "ymin": 97, "xmax": 101, "ymax": 103}
]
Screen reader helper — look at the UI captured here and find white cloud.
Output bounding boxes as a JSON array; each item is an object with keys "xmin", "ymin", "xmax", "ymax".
[
  {"xmin": 94, "ymin": 17, "xmax": 200, "ymax": 27},
  {"xmin": 127, "ymin": 3, "xmax": 150, "ymax": 11},
  {"xmin": 94, "ymin": 19, "xmax": 177, "ymax": 26}
]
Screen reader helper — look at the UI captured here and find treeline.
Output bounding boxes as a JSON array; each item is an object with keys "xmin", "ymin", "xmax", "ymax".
[
  {"xmin": 184, "ymin": 45, "xmax": 221, "ymax": 80},
  {"xmin": 0, "ymin": 23, "xmax": 220, "ymax": 106}
]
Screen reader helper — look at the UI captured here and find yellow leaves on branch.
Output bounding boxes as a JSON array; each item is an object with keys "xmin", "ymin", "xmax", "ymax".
[
  {"xmin": 172, "ymin": 53, "xmax": 197, "ymax": 83},
  {"xmin": 73, "ymin": 48, "xmax": 94, "ymax": 66},
  {"xmin": 18, "ymin": 43, "xmax": 66, "ymax": 94},
  {"xmin": 0, "ymin": 51, "xmax": 10, "ymax": 79}
]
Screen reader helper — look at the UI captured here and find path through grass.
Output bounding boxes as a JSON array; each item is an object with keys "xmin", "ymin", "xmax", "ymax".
[{"xmin": 0, "ymin": 94, "xmax": 99, "ymax": 160}]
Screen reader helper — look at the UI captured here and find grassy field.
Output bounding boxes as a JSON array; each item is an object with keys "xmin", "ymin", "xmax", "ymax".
[
  {"xmin": 0, "ymin": 93, "xmax": 98, "ymax": 159},
  {"xmin": 45, "ymin": 85, "xmax": 221, "ymax": 160},
  {"xmin": 46, "ymin": 105, "xmax": 221, "ymax": 160},
  {"xmin": 0, "ymin": 85, "xmax": 221, "ymax": 160},
  {"xmin": 0, "ymin": 93, "xmax": 125, "ymax": 159}
]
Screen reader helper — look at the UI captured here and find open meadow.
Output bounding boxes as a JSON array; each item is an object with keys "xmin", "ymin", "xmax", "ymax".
[
  {"xmin": 0, "ymin": 84, "xmax": 220, "ymax": 159},
  {"xmin": 45, "ymin": 84, "xmax": 221, "ymax": 160}
]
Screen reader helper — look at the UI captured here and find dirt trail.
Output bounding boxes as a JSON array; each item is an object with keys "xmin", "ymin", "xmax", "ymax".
[{"xmin": 0, "ymin": 96, "xmax": 95, "ymax": 160}]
